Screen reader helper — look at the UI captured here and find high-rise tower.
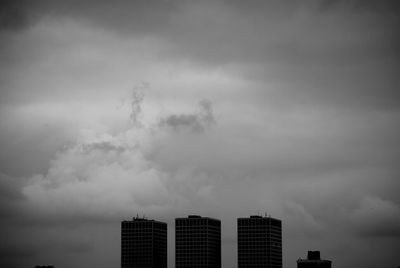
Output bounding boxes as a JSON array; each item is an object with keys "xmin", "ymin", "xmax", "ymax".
[
  {"xmin": 121, "ymin": 217, "xmax": 167, "ymax": 268},
  {"xmin": 175, "ymin": 215, "xmax": 221, "ymax": 268},
  {"xmin": 237, "ymin": 215, "xmax": 282, "ymax": 268}
]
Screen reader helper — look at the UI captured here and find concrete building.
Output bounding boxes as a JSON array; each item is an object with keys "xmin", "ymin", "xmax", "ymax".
[
  {"xmin": 121, "ymin": 217, "xmax": 167, "ymax": 268},
  {"xmin": 237, "ymin": 215, "xmax": 282, "ymax": 268},
  {"xmin": 297, "ymin": 251, "xmax": 332, "ymax": 268},
  {"xmin": 175, "ymin": 215, "xmax": 221, "ymax": 268}
]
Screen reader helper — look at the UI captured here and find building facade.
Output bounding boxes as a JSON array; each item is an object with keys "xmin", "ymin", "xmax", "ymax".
[
  {"xmin": 175, "ymin": 215, "xmax": 221, "ymax": 268},
  {"xmin": 297, "ymin": 251, "xmax": 331, "ymax": 268},
  {"xmin": 237, "ymin": 215, "xmax": 282, "ymax": 268},
  {"xmin": 121, "ymin": 217, "xmax": 167, "ymax": 268}
]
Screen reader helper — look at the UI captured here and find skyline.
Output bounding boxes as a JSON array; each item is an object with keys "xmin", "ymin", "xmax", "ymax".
[
  {"xmin": 123, "ymin": 214, "xmax": 283, "ymax": 268},
  {"xmin": 1, "ymin": 0, "xmax": 400, "ymax": 267}
]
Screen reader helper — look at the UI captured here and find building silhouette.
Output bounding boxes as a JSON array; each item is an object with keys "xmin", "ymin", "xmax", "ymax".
[
  {"xmin": 297, "ymin": 251, "xmax": 331, "ymax": 268},
  {"xmin": 175, "ymin": 215, "xmax": 221, "ymax": 268},
  {"xmin": 237, "ymin": 215, "xmax": 282, "ymax": 268},
  {"xmin": 121, "ymin": 217, "xmax": 167, "ymax": 268}
]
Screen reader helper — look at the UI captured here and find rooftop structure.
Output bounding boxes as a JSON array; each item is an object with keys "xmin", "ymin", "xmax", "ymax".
[{"xmin": 297, "ymin": 251, "xmax": 332, "ymax": 268}]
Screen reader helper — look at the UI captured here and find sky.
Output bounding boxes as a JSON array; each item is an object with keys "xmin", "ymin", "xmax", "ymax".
[{"xmin": 0, "ymin": 0, "xmax": 399, "ymax": 267}]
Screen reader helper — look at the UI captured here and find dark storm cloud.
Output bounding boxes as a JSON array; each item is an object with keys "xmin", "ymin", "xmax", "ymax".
[
  {"xmin": 0, "ymin": 0, "xmax": 32, "ymax": 31},
  {"xmin": 80, "ymin": 141, "xmax": 126, "ymax": 154},
  {"xmin": 159, "ymin": 99, "xmax": 215, "ymax": 132},
  {"xmin": 0, "ymin": 173, "xmax": 25, "ymax": 219},
  {"xmin": 0, "ymin": 221, "xmax": 101, "ymax": 268},
  {"xmin": 0, "ymin": 243, "xmax": 38, "ymax": 268},
  {"xmin": 0, "ymin": 173, "xmax": 24, "ymax": 200},
  {"xmin": 0, "ymin": 0, "xmax": 178, "ymax": 33},
  {"xmin": 161, "ymin": 0, "xmax": 400, "ymax": 109},
  {"xmin": 1, "ymin": 0, "xmax": 399, "ymax": 108},
  {"xmin": 5, "ymin": 0, "xmax": 399, "ymax": 61},
  {"xmin": 317, "ymin": 0, "xmax": 400, "ymax": 13},
  {"xmin": 349, "ymin": 196, "xmax": 400, "ymax": 238},
  {"xmin": 357, "ymin": 215, "xmax": 400, "ymax": 238}
]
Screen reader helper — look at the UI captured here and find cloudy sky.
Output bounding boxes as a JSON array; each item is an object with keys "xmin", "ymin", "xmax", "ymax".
[{"xmin": 0, "ymin": 0, "xmax": 399, "ymax": 267}]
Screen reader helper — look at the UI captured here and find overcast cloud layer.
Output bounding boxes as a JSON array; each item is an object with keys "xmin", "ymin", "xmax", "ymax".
[{"xmin": 0, "ymin": 1, "xmax": 399, "ymax": 267}]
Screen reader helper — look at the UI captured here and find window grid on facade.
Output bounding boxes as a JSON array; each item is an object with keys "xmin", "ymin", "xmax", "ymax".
[
  {"xmin": 121, "ymin": 218, "xmax": 167, "ymax": 268},
  {"xmin": 238, "ymin": 216, "xmax": 282, "ymax": 268},
  {"xmin": 175, "ymin": 215, "xmax": 221, "ymax": 268}
]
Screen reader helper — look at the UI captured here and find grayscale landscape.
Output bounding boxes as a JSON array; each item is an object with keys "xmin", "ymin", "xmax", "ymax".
[{"xmin": 0, "ymin": 1, "xmax": 399, "ymax": 267}]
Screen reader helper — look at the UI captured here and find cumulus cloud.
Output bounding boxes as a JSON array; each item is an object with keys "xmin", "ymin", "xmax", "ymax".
[
  {"xmin": 1, "ymin": 94, "xmax": 399, "ymax": 267},
  {"xmin": 0, "ymin": 95, "xmax": 220, "ymax": 266},
  {"xmin": 20, "ymin": 95, "xmax": 218, "ymax": 223}
]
